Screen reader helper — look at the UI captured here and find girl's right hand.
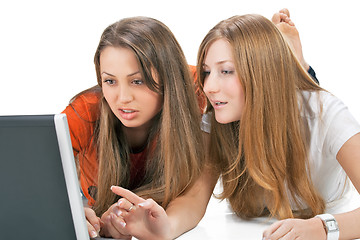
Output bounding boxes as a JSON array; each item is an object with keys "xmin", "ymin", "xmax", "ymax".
[{"xmin": 84, "ymin": 207, "xmax": 101, "ymax": 238}]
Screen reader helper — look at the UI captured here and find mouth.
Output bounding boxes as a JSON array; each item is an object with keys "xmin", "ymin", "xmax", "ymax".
[
  {"xmin": 120, "ymin": 109, "xmax": 136, "ymax": 113},
  {"xmin": 214, "ymin": 101, "xmax": 227, "ymax": 106}
]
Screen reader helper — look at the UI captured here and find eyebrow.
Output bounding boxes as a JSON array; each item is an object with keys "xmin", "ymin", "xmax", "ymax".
[
  {"xmin": 203, "ymin": 60, "xmax": 232, "ymax": 67},
  {"xmin": 101, "ymin": 71, "xmax": 141, "ymax": 77}
]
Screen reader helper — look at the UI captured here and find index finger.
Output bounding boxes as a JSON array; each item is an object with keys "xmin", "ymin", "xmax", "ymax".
[{"xmin": 110, "ymin": 186, "xmax": 145, "ymax": 205}]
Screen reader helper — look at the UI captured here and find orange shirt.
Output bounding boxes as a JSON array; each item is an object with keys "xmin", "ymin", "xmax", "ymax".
[{"xmin": 62, "ymin": 66, "xmax": 205, "ymax": 206}]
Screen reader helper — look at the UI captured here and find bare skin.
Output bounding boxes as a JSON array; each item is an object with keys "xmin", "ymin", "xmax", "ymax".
[{"xmin": 272, "ymin": 8, "xmax": 310, "ymax": 71}]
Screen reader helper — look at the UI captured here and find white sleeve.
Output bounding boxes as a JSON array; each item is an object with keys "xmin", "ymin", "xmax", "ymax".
[
  {"xmin": 201, "ymin": 113, "xmax": 212, "ymax": 133},
  {"xmin": 321, "ymin": 92, "xmax": 360, "ymax": 156}
]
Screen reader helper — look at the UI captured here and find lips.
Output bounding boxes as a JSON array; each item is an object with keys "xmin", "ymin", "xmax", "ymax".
[
  {"xmin": 210, "ymin": 99, "xmax": 228, "ymax": 109},
  {"xmin": 121, "ymin": 109, "xmax": 135, "ymax": 113},
  {"xmin": 118, "ymin": 108, "xmax": 138, "ymax": 120},
  {"xmin": 215, "ymin": 101, "xmax": 227, "ymax": 106}
]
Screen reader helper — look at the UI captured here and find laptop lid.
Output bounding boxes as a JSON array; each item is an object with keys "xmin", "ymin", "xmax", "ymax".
[{"xmin": 0, "ymin": 114, "xmax": 89, "ymax": 240}]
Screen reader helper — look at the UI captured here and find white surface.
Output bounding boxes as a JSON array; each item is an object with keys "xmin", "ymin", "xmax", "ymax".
[
  {"xmin": 178, "ymin": 196, "xmax": 273, "ymax": 239},
  {"xmin": 178, "ymin": 181, "xmax": 360, "ymax": 240},
  {"xmin": 177, "ymin": 182, "xmax": 275, "ymax": 240},
  {"xmin": 0, "ymin": 0, "xmax": 359, "ymax": 123}
]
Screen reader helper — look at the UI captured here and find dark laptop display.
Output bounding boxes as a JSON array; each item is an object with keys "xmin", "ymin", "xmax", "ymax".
[{"xmin": 0, "ymin": 114, "xmax": 89, "ymax": 239}]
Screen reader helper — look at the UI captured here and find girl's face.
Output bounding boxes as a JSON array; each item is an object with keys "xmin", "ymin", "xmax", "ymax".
[
  {"xmin": 100, "ymin": 46, "xmax": 163, "ymax": 130},
  {"xmin": 203, "ymin": 39, "xmax": 245, "ymax": 124}
]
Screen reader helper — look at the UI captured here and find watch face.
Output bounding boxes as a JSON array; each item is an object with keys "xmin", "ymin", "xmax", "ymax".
[{"xmin": 326, "ymin": 219, "xmax": 339, "ymax": 232}]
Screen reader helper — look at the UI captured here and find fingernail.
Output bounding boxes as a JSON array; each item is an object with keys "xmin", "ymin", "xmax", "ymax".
[
  {"xmin": 138, "ymin": 202, "xmax": 147, "ymax": 207},
  {"xmin": 93, "ymin": 224, "xmax": 100, "ymax": 231},
  {"xmin": 117, "ymin": 199, "xmax": 122, "ymax": 206},
  {"xmin": 90, "ymin": 230, "xmax": 98, "ymax": 238},
  {"xmin": 114, "ymin": 208, "xmax": 122, "ymax": 217},
  {"xmin": 110, "ymin": 212, "xmax": 117, "ymax": 220},
  {"xmin": 110, "ymin": 185, "xmax": 115, "ymax": 190},
  {"xmin": 120, "ymin": 221, "xmax": 126, "ymax": 228}
]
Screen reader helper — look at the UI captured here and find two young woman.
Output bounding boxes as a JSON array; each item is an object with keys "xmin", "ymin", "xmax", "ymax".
[{"xmin": 63, "ymin": 9, "xmax": 360, "ymax": 240}]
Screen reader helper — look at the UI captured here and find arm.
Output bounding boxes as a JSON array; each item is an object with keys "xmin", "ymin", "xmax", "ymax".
[
  {"xmin": 62, "ymin": 91, "xmax": 103, "ymax": 238},
  {"xmin": 101, "ymin": 134, "xmax": 218, "ymax": 239},
  {"xmin": 333, "ymin": 133, "xmax": 360, "ymax": 239},
  {"xmin": 164, "ymin": 165, "xmax": 217, "ymax": 238},
  {"xmin": 263, "ymin": 133, "xmax": 360, "ymax": 240},
  {"xmin": 102, "ymin": 166, "xmax": 217, "ymax": 240}
]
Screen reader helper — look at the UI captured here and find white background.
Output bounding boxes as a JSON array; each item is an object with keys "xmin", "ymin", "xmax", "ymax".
[{"xmin": 1, "ymin": 0, "xmax": 359, "ymax": 122}]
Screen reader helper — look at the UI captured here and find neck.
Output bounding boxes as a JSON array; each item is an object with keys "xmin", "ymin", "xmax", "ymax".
[{"xmin": 122, "ymin": 122, "xmax": 152, "ymax": 152}]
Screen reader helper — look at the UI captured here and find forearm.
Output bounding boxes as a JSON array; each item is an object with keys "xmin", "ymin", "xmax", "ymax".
[
  {"xmin": 335, "ymin": 207, "xmax": 360, "ymax": 239},
  {"xmin": 166, "ymin": 193, "xmax": 210, "ymax": 238},
  {"xmin": 166, "ymin": 170, "xmax": 217, "ymax": 239}
]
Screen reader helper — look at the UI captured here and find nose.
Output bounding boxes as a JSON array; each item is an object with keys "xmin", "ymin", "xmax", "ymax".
[
  {"xmin": 203, "ymin": 72, "xmax": 220, "ymax": 94},
  {"xmin": 118, "ymin": 84, "xmax": 134, "ymax": 104}
]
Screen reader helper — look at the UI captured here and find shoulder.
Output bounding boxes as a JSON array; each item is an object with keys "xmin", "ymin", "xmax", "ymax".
[
  {"xmin": 62, "ymin": 87, "xmax": 102, "ymax": 154},
  {"xmin": 300, "ymin": 90, "xmax": 347, "ymax": 118},
  {"xmin": 302, "ymin": 90, "xmax": 360, "ymax": 155},
  {"xmin": 65, "ymin": 87, "xmax": 102, "ymax": 122}
]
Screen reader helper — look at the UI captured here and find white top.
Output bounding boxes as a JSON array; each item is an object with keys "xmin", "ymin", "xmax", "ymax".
[
  {"xmin": 201, "ymin": 90, "xmax": 360, "ymax": 214},
  {"xmin": 300, "ymin": 90, "xmax": 360, "ymax": 213}
]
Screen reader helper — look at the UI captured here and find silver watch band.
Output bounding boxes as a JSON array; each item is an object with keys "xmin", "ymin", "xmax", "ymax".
[{"xmin": 315, "ymin": 213, "xmax": 339, "ymax": 240}]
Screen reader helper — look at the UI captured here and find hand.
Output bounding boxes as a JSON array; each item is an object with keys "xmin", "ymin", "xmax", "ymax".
[
  {"xmin": 272, "ymin": 8, "xmax": 310, "ymax": 71},
  {"xmin": 84, "ymin": 207, "xmax": 101, "ymax": 238},
  {"xmin": 108, "ymin": 186, "xmax": 171, "ymax": 240},
  {"xmin": 100, "ymin": 202, "xmax": 132, "ymax": 239},
  {"xmin": 262, "ymin": 217, "xmax": 326, "ymax": 240}
]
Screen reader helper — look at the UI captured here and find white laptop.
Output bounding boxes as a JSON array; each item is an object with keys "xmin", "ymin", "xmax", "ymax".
[{"xmin": 0, "ymin": 114, "xmax": 90, "ymax": 239}]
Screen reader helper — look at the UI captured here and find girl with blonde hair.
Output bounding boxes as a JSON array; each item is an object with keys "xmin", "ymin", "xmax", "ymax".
[
  {"xmin": 62, "ymin": 16, "xmax": 216, "ymax": 239},
  {"xmin": 197, "ymin": 14, "xmax": 360, "ymax": 239}
]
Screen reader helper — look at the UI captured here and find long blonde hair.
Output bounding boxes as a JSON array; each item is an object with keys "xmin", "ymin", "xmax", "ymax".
[
  {"xmin": 87, "ymin": 17, "xmax": 204, "ymax": 215},
  {"xmin": 197, "ymin": 14, "xmax": 325, "ymax": 219}
]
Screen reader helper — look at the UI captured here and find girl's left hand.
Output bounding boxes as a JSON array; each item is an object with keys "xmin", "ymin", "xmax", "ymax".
[
  {"xmin": 108, "ymin": 186, "xmax": 171, "ymax": 240},
  {"xmin": 262, "ymin": 217, "xmax": 326, "ymax": 240}
]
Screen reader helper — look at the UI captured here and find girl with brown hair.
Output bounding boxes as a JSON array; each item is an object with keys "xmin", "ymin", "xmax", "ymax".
[
  {"xmin": 62, "ymin": 16, "xmax": 216, "ymax": 239},
  {"xmin": 197, "ymin": 14, "xmax": 360, "ymax": 240}
]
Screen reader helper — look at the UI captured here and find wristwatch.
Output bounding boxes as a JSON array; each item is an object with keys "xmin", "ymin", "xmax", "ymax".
[{"xmin": 315, "ymin": 213, "xmax": 339, "ymax": 240}]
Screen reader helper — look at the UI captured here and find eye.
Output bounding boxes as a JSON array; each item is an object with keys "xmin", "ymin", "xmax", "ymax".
[
  {"xmin": 202, "ymin": 70, "xmax": 210, "ymax": 77},
  {"xmin": 132, "ymin": 79, "xmax": 144, "ymax": 85},
  {"xmin": 221, "ymin": 70, "xmax": 234, "ymax": 75},
  {"xmin": 103, "ymin": 79, "xmax": 115, "ymax": 85}
]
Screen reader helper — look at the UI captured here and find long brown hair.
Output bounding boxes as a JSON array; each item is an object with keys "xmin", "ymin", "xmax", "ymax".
[
  {"xmin": 85, "ymin": 17, "xmax": 205, "ymax": 215},
  {"xmin": 197, "ymin": 14, "xmax": 325, "ymax": 219}
]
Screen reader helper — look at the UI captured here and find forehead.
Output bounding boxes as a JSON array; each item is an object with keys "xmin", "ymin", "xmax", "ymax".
[
  {"xmin": 100, "ymin": 46, "xmax": 140, "ymax": 72},
  {"xmin": 204, "ymin": 39, "xmax": 233, "ymax": 65}
]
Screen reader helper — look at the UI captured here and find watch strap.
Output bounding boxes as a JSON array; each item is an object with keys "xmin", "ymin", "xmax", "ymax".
[{"xmin": 315, "ymin": 213, "xmax": 339, "ymax": 240}]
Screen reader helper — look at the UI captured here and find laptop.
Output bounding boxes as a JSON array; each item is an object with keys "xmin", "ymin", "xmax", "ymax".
[{"xmin": 0, "ymin": 114, "xmax": 90, "ymax": 240}]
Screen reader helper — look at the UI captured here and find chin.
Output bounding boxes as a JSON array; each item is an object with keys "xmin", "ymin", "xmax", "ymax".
[{"xmin": 215, "ymin": 116, "xmax": 231, "ymax": 124}]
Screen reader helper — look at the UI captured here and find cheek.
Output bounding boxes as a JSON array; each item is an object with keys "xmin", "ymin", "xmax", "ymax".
[
  {"xmin": 102, "ymin": 88, "xmax": 115, "ymax": 107},
  {"xmin": 202, "ymin": 79, "xmax": 209, "ymax": 94},
  {"xmin": 151, "ymin": 95, "xmax": 163, "ymax": 113},
  {"xmin": 142, "ymin": 90, "xmax": 163, "ymax": 112}
]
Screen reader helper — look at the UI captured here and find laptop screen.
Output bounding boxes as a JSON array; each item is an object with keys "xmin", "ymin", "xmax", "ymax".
[{"xmin": 0, "ymin": 114, "xmax": 89, "ymax": 239}]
